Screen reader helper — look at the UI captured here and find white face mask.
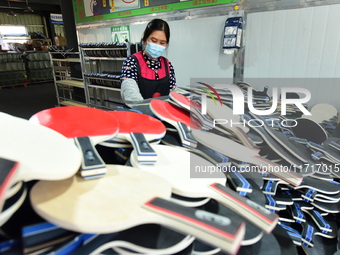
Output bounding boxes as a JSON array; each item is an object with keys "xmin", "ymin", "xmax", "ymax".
[{"xmin": 145, "ymin": 42, "xmax": 166, "ymax": 59}]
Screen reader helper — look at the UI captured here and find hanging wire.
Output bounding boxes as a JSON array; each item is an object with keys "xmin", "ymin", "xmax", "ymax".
[{"xmin": 6, "ymin": 0, "xmax": 17, "ymax": 16}]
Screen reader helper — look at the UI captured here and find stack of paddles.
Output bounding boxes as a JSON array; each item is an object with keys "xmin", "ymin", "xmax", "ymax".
[
  {"xmin": 0, "ymin": 105, "xmax": 274, "ymax": 255},
  {"xmin": 165, "ymin": 83, "xmax": 339, "ymax": 255},
  {"xmin": 1, "ymin": 85, "xmax": 340, "ymax": 254}
]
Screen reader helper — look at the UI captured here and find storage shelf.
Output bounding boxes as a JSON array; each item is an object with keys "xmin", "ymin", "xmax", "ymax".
[
  {"xmin": 80, "ymin": 43, "xmax": 130, "ymax": 109},
  {"xmin": 51, "ymin": 58, "xmax": 81, "ymax": 63},
  {"xmin": 56, "ymin": 80, "xmax": 84, "ymax": 88},
  {"xmin": 88, "ymin": 84, "xmax": 121, "ymax": 92},
  {"xmin": 84, "ymin": 56, "xmax": 126, "ymax": 61},
  {"xmin": 50, "ymin": 51, "xmax": 88, "ymax": 107},
  {"xmin": 60, "ymin": 100, "xmax": 87, "ymax": 107},
  {"xmin": 81, "ymin": 47, "xmax": 127, "ymax": 51}
]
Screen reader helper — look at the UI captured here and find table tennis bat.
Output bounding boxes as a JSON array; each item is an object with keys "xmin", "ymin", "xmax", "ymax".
[
  {"xmin": 192, "ymin": 129, "xmax": 303, "ymax": 187},
  {"xmin": 239, "ymin": 170, "xmax": 264, "ymax": 189},
  {"xmin": 301, "ymin": 234, "xmax": 337, "ymax": 255},
  {"xmin": 150, "ymin": 99, "xmax": 198, "ymax": 148},
  {"xmin": 30, "ymin": 165, "xmax": 245, "ymax": 255},
  {"xmin": 5, "ymin": 181, "xmax": 23, "ymax": 201},
  {"xmin": 313, "ymin": 191, "xmax": 340, "ymax": 203},
  {"xmin": 69, "ymin": 225, "xmax": 193, "ymax": 255},
  {"xmin": 0, "ymin": 239, "xmax": 21, "ymax": 255},
  {"xmin": 311, "ymin": 199, "xmax": 340, "ymax": 213},
  {"xmin": 38, "ymin": 233, "xmax": 97, "ymax": 255},
  {"xmin": 169, "ymin": 91, "xmax": 214, "ymax": 130},
  {"xmin": 0, "ymin": 182, "xmax": 27, "ymax": 227},
  {"xmin": 130, "ymin": 145, "xmax": 278, "ymax": 234},
  {"xmin": 306, "ymin": 141, "xmax": 340, "ymax": 164},
  {"xmin": 0, "ymin": 157, "xmax": 20, "ymax": 212},
  {"xmin": 29, "ymin": 106, "xmax": 119, "ymax": 178},
  {"xmin": 290, "ymin": 118, "xmax": 328, "ymax": 144},
  {"xmin": 203, "ymin": 98, "xmax": 260, "ymax": 150},
  {"xmin": 192, "ymin": 199, "xmax": 263, "ymax": 250},
  {"xmin": 310, "ymin": 103, "xmax": 338, "ymax": 122},
  {"xmin": 237, "ymin": 223, "xmax": 297, "ymax": 255},
  {"xmin": 250, "ymin": 113, "xmax": 323, "ymax": 168},
  {"xmin": 321, "ymin": 137, "xmax": 340, "ymax": 152},
  {"xmin": 100, "ymin": 111, "xmax": 166, "ymax": 164},
  {"xmin": 302, "ymin": 210, "xmax": 337, "ymax": 235},
  {"xmin": 226, "ymin": 171, "xmax": 253, "ymax": 196},
  {"xmin": 0, "ymin": 112, "xmax": 81, "ymax": 182},
  {"xmin": 291, "ymin": 176, "xmax": 339, "ymax": 195},
  {"xmin": 243, "ymin": 115, "xmax": 314, "ymax": 176},
  {"xmin": 300, "ymin": 210, "xmax": 337, "ymax": 250},
  {"xmin": 278, "ymin": 222, "xmax": 303, "ymax": 246},
  {"xmin": 160, "ymin": 130, "xmax": 232, "ymax": 170}
]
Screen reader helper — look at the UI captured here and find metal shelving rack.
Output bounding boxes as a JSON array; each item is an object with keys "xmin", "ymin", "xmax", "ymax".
[
  {"xmin": 79, "ymin": 43, "xmax": 130, "ymax": 109},
  {"xmin": 49, "ymin": 51, "xmax": 88, "ymax": 107}
]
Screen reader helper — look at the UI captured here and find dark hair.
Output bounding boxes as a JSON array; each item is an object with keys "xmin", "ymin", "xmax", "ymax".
[{"xmin": 141, "ymin": 19, "xmax": 170, "ymax": 44}]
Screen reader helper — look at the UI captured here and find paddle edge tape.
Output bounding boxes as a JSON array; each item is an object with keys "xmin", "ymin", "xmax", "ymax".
[
  {"xmin": 143, "ymin": 197, "xmax": 245, "ymax": 255},
  {"xmin": 0, "ymin": 158, "xmax": 20, "ymax": 211},
  {"xmin": 253, "ymin": 156, "xmax": 303, "ymax": 187},
  {"xmin": 209, "ymin": 183, "xmax": 278, "ymax": 234},
  {"xmin": 169, "ymin": 91, "xmax": 190, "ymax": 110}
]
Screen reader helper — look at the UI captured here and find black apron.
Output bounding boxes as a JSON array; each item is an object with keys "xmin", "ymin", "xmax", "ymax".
[{"xmin": 132, "ymin": 55, "xmax": 170, "ymax": 100}]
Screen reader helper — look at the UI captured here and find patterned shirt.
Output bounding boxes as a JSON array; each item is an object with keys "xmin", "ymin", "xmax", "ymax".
[{"xmin": 120, "ymin": 51, "xmax": 176, "ymax": 91}]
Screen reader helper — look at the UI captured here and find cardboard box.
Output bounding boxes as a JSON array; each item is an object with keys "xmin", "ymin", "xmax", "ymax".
[{"xmin": 54, "ymin": 36, "xmax": 66, "ymax": 46}]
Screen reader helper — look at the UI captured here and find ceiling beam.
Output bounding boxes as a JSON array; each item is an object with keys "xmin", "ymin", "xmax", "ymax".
[{"xmin": 0, "ymin": 0, "xmax": 61, "ymax": 13}]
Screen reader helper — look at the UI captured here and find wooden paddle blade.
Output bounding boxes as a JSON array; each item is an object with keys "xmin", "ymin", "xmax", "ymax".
[{"xmin": 144, "ymin": 197, "xmax": 245, "ymax": 255}]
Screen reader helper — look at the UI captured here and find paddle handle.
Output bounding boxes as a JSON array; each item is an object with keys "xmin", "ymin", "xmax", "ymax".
[
  {"xmin": 74, "ymin": 137, "xmax": 106, "ymax": 178},
  {"xmin": 209, "ymin": 183, "xmax": 278, "ymax": 234},
  {"xmin": 301, "ymin": 189, "xmax": 317, "ymax": 203},
  {"xmin": 197, "ymin": 143, "xmax": 229, "ymax": 165},
  {"xmin": 177, "ymin": 122, "xmax": 197, "ymax": 148},
  {"xmin": 263, "ymin": 180, "xmax": 279, "ymax": 195},
  {"xmin": 227, "ymin": 171, "xmax": 253, "ymax": 196},
  {"xmin": 279, "ymin": 223, "xmax": 302, "ymax": 245},
  {"xmin": 301, "ymin": 224, "xmax": 315, "ymax": 247},
  {"xmin": 144, "ymin": 197, "xmax": 245, "ymax": 255},
  {"xmin": 308, "ymin": 210, "xmax": 330, "ymax": 233},
  {"xmin": 0, "ymin": 157, "xmax": 20, "ymax": 212},
  {"xmin": 129, "ymin": 133, "xmax": 157, "ymax": 164}
]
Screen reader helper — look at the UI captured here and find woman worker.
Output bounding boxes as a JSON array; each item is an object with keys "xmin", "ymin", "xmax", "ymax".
[{"xmin": 120, "ymin": 19, "xmax": 176, "ymax": 107}]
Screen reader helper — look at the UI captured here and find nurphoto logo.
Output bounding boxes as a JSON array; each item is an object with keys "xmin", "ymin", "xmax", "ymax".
[{"xmin": 200, "ymin": 84, "xmax": 311, "ymax": 116}]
